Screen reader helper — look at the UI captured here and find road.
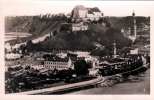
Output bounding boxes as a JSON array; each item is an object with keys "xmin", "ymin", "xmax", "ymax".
[
  {"xmin": 67, "ymin": 69, "xmax": 150, "ymax": 94},
  {"xmin": 13, "ymin": 77, "xmax": 103, "ymax": 95}
]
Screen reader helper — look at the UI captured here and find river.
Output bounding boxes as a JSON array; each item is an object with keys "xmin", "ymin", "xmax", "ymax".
[
  {"xmin": 67, "ymin": 69, "xmax": 150, "ymax": 94},
  {"xmin": 5, "ymin": 32, "xmax": 50, "ymax": 50},
  {"xmin": 5, "ymin": 32, "xmax": 32, "ymax": 41}
]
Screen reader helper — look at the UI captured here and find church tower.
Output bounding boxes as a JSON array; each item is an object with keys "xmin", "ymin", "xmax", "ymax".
[
  {"xmin": 113, "ymin": 41, "xmax": 117, "ymax": 58},
  {"xmin": 131, "ymin": 11, "xmax": 137, "ymax": 42},
  {"xmin": 128, "ymin": 11, "xmax": 137, "ymax": 42},
  {"xmin": 132, "ymin": 11, "xmax": 137, "ymax": 39}
]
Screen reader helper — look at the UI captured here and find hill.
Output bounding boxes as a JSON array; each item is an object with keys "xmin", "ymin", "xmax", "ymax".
[
  {"xmin": 25, "ymin": 23, "xmax": 132, "ymax": 56},
  {"xmin": 5, "ymin": 14, "xmax": 67, "ymax": 44},
  {"xmin": 5, "ymin": 15, "xmax": 150, "ymax": 56}
]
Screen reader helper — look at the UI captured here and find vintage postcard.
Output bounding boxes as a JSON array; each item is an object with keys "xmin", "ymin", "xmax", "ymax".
[{"xmin": 0, "ymin": 0, "xmax": 154, "ymax": 100}]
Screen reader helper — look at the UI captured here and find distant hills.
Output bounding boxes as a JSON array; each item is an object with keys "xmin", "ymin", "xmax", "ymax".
[{"xmin": 5, "ymin": 14, "xmax": 67, "ymax": 36}]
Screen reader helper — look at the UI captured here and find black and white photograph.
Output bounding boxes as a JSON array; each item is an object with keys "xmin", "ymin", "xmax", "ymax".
[{"xmin": 3, "ymin": 0, "xmax": 151, "ymax": 95}]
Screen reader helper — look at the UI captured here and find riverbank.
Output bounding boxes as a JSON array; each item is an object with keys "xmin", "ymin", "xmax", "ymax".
[{"xmin": 67, "ymin": 69, "xmax": 150, "ymax": 94}]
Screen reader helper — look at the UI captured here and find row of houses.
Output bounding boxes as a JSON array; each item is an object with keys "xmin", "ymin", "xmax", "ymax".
[{"xmin": 27, "ymin": 51, "xmax": 98, "ymax": 71}]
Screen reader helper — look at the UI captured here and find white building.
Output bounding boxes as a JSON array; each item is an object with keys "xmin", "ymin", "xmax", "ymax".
[
  {"xmin": 71, "ymin": 5, "xmax": 103, "ymax": 22},
  {"xmin": 72, "ymin": 22, "xmax": 88, "ymax": 31},
  {"xmin": 71, "ymin": 5, "xmax": 88, "ymax": 19},
  {"xmin": 56, "ymin": 52, "xmax": 67, "ymax": 58},
  {"xmin": 89, "ymin": 69, "xmax": 99, "ymax": 76},
  {"xmin": 43, "ymin": 57, "xmax": 73, "ymax": 70},
  {"xmin": 130, "ymin": 48, "xmax": 139, "ymax": 55},
  {"xmin": 5, "ymin": 53, "xmax": 22, "ymax": 60},
  {"xmin": 5, "ymin": 43, "xmax": 12, "ymax": 52},
  {"xmin": 31, "ymin": 65, "xmax": 44, "ymax": 70},
  {"xmin": 86, "ymin": 8, "xmax": 103, "ymax": 21}
]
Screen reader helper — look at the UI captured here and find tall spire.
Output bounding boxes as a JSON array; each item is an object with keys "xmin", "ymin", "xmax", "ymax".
[
  {"xmin": 113, "ymin": 41, "xmax": 117, "ymax": 58},
  {"xmin": 132, "ymin": 10, "xmax": 135, "ymax": 17},
  {"xmin": 129, "ymin": 10, "xmax": 137, "ymax": 43},
  {"xmin": 133, "ymin": 10, "xmax": 137, "ymax": 41}
]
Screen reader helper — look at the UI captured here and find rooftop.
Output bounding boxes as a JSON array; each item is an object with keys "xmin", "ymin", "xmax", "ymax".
[
  {"xmin": 44, "ymin": 54, "xmax": 69, "ymax": 62},
  {"xmin": 88, "ymin": 7, "xmax": 101, "ymax": 13}
]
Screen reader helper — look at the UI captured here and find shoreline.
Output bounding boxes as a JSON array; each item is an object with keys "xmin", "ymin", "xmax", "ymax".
[{"xmin": 67, "ymin": 69, "xmax": 150, "ymax": 94}]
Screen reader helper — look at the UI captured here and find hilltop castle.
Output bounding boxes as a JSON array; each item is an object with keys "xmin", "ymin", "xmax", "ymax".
[
  {"xmin": 71, "ymin": 5, "xmax": 103, "ymax": 22},
  {"xmin": 70, "ymin": 5, "xmax": 104, "ymax": 31}
]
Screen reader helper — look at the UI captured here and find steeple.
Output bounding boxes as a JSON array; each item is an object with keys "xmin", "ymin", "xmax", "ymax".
[
  {"xmin": 113, "ymin": 41, "xmax": 117, "ymax": 58},
  {"xmin": 128, "ymin": 11, "xmax": 137, "ymax": 43},
  {"xmin": 132, "ymin": 10, "xmax": 137, "ymax": 41},
  {"xmin": 132, "ymin": 10, "xmax": 135, "ymax": 17}
]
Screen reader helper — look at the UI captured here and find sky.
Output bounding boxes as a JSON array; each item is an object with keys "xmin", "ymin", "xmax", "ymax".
[{"xmin": 1, "ymin": 0, "xmax": 154, "ymax": 16}]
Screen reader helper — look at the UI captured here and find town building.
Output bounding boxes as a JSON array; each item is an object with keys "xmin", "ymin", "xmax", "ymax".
[
  {"xmin": 43, "ymin": 57, "xmax": 73, "ymax": 70},
  {"xmin": 5, "ymin": 43, "xmax": 12, "ymax": 53},
  {"xmin": 72, "ymin": 22, "xmax": 88, "ymax": 31},
  {"xmin": 56, "ymin": 52, "xmax": 67, "ymax": 58},
  {"xmin": 86, "ymin": 7, "xmax": 103, "ymax": 21},
  {"xmin": 71, "ymin": 5, "xmax": 88, "ymax": 21},
  {"xmin": 67, "ymin": 52, "xmax": 78, "ymax": 62},
  {"xmin": 5, "ymin": 53, "xmax": 22, "ymax": 60},
  {"xmin": 130, "ymin": 45, "xmax": 150, "ymax": 56}
]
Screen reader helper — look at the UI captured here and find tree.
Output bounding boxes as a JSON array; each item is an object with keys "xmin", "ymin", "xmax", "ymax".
[
  {"xmin": 19, "ymin": 44, "xmax": 26, "ymax": 54},
  {"xmin": 26, "ymin": 40, "xmax": 34, "ymax": 52},
  {"xmin": 74, "ymin": 60, "xmax": 89, "ymax": 76}
]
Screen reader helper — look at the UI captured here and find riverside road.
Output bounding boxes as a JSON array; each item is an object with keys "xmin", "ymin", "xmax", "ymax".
[{"xmin": 68, "ymin": 69, "xmax": 150, "ymax": 94}]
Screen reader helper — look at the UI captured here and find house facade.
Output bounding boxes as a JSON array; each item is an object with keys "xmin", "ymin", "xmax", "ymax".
[
  {"xmin": 43, "ymin": 57, "xmax": 73, "ymax": 70},
  {"xmin": 72, "ymin": 22, "xmax": 88, "ymax": 31}
]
